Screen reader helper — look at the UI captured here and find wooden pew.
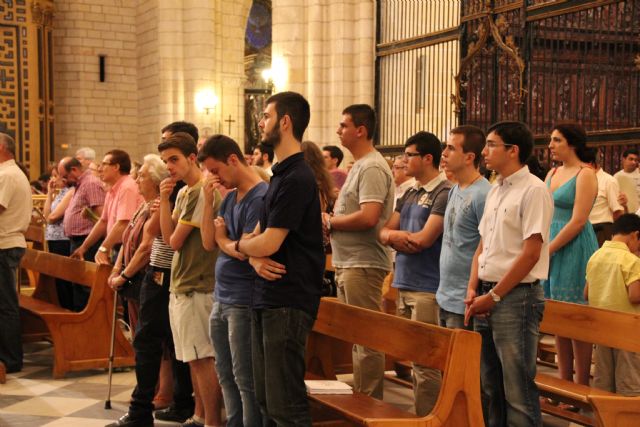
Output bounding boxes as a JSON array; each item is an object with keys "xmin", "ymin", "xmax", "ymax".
[
  {"xmin": 588, "ymin": 396, "xmax": 640, "ymax": 427},
  {"xmin": 19, "ymin": 248, "xmax": 135, "ymax": 378},
  {"xmin": 537, "ymin": 300, "xmax": 640, "ymax": 426},
  {"xmin": 306, "ymin": 298, "xmax": 484, "ymax": 426}
]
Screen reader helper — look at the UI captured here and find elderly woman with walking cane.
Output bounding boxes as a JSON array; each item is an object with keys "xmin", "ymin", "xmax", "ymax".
[{"xmin": 105, "ymin": 154, "xmax": 194, "ymax": 427}]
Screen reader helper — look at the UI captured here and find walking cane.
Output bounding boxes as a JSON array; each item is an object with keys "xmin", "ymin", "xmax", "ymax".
[{"xmin": 105, "ymin": 288, "xmax": 119, "ymax": 409}]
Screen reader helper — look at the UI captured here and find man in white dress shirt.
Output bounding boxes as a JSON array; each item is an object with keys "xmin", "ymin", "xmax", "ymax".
[{"xmin": 465, "ymin": 121, "xmax": 553, "ymax": 427}]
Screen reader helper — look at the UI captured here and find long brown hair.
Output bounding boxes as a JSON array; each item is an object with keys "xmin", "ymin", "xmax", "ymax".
[{"xmin": 301, "ymin": 141, "xmax": 336, "ymax": 211}]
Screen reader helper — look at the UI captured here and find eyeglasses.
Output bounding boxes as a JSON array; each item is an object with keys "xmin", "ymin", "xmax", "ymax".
[
  {"xmin": 485, "ymin": 142, "xmax": 515, "ymax": 149},
  {"xmin": 402, "ymin": 152, "xmax": 422, "ymax": 159},
  {"xmin": 100, "ymin": 161, "xmax": 115, "ymax": 166}
]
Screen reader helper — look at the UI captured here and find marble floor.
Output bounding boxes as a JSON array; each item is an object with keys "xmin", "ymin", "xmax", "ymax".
[
  {"xmin": 1, "ymin": 342, "xmax": 575, "ymax": 427},
  {"xmin": 0, "ymin": 342, "xmax": 181, "ymax": 427}
]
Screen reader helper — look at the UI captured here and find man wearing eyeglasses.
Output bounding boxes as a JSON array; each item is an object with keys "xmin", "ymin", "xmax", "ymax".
[
  {"xmin": 323, "ymin": 104, "xmax": 394, "ymax": 399},
  {"xmin": 379, "ymin": 131, "xmax": 451, "ymax": 415},
  {"xmin": 465, "ymin": 121, "xmax": 553, "ymax": 427},
  {"xmin": 71, "ymin": 149, "xmax": 143, "ymax": 265}
]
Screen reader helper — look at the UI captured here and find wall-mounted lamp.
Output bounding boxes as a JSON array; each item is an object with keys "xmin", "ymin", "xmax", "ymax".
[
  {"xmin": 260, "ymin": 56, "xmax": 288, "ymax": 93},
  {"xmin": 195, "ymin": 89, "xmax": 219, "ymax": 115},
  {"xmin": 261, "ymin": 68, "xmax": 274, "ymax": 92}
]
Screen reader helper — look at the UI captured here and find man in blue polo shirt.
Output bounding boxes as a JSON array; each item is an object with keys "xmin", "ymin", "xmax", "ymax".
[
  {"xmin": 234, "ymin": 92, "xmax": 324, "ymax": 426},
  {"xmin": 379, "ymin": 131, "xmax": 451, "ymax": 416},
  {"xmin": 198, "ymin": 135, "xmax": 267, "ymax": 427}
]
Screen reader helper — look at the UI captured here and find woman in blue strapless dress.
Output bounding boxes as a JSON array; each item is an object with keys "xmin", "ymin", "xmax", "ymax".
[{"xmin": 543, "ymin": 123, "xmax": 598, "ymax": 388}]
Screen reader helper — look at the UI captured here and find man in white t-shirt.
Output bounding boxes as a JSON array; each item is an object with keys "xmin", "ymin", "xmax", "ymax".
[
  {"xmin": 587, "ymin": 150, "xmax": 625, "ymax": 246},
  {"xmin": 614, "ymin": 148, "xmax": 640, "ymax": 212},
  {"xmin": 0, "ymin": 133, "xmax": 32, "ymax": 376}
]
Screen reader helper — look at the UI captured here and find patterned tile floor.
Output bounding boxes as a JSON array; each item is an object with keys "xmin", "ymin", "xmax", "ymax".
[
  {"xmin": 0, "ymin": 342, "xmax": 181, "ymax": 427},
  {"xmin": 1, "ymin": 342, "xmax": 573, "ymax": 427}
]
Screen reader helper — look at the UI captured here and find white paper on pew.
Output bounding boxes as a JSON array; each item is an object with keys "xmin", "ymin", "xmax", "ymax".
[{"xmin": 305, "ymin": 380, "xmax": 353, "ymax": 394}]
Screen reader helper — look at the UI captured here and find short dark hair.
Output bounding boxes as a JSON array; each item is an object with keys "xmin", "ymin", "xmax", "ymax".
[
  {"xmin": 581, "ymin": 147, "xmax": 597, "ymax": 166},
  {"xmin": 0, "ymin": 133, "xmax": 16, "ymax": 157},
  {"xmin": 487, "ymin": 121, "xmax": 533, "ymax": 164},
  {"xmin": 197, "ymin": 134, "xmax": 246, "ymax": 165},
  {"xmin": 161, "ymin": 121, "xmax": 199, "ymax": 144},
  {"xmin": 257, "ymin": 143, "xmax": 274, "ymax": 163},
  {"xmin": 623, "ymin": 148, "xmax": 639, "ymax": 158},
  {"xmin": 63, "ymin": 157, "xmax": 82, "ymax": 172},
  {"xmin": 266, "ymin": 91, "xmax": 310, "ymax": 141},
  {"xmin": 342, "ymin": 104, "xmax": 377, "ymax": 140},
  {"xmin": 106, "ymin": 149, "xmax": 131, "ymax": 174},
  {"xmin": 405, "ymin": 131, "xmax": 442, "ymax": 168},
  {"xmin": 157, "ymin": 132, "xmax": 198, "ymax": 158},
  {"xmin": 553, "ymin": 122, "xmax": 589, "ymax": 163},
  {"xmin": 612, "ymin": 213, "xmax": 640, "ymax": 235},
  {"xmin": 323, "ymin": 145, "xmax": 344, "ymax": 166},
  {"xmin": 450, "ymin": 125, "xmax": 485, "ymax": 168}
]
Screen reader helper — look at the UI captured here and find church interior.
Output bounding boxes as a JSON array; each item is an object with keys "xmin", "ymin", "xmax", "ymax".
[{"xmin": 1, "ymin": 0, "xmax": 640, "ymax": 426}]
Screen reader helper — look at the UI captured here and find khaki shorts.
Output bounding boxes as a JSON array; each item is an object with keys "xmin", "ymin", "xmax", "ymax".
[{"xmin": 169, "ymin": 291, "xmax": 215, "ymax": 362}]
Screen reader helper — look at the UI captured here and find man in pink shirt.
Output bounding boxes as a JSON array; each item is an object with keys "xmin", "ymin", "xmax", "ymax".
[{"xmin": 71, "ymin": 149, "xmax": 143, "ymax": 265}]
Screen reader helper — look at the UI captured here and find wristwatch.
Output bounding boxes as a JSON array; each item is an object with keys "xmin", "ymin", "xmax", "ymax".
[
  {"xmin": 488, "ymin": 288, "xmax": 501, "ymax": 303},
  {"xmin": 98, "ymin": 246, "xmax": 108, "ymax": 253}
]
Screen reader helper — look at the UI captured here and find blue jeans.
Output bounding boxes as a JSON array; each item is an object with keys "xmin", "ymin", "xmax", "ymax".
[
  {"xmin": 251, "ymin": 307, "xmax": 314, "ymax": 427},
  {"xmin": 439, "ymin": 308, "xmax": 473, "ymax": 330},
  {"xmin": 0, "ymin": 247, "xmax": 25, "ymax": 372},
  {"xmin": 210, "ymin": 302, "xmax": 263, "ymax": 427},
  {"xmin": 474, "ymin": 282, "xmax": 545, "ymax": 427}
]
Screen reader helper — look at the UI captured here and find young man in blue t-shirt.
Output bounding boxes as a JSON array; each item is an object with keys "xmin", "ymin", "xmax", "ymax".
[
  {"xmin": 198, "ymin": 135, "xmax": 268, "ymax": 427},
  {"xmin": 234, "ymin": 92, "xmax": 324, "ymax": 426},
  {"xmin": 379, "ymin": 131, "xmax": 451, "ymax": 416},
  {"xmin": 437, "ymin": 125, "xmax": 491, "ymax": 330}
]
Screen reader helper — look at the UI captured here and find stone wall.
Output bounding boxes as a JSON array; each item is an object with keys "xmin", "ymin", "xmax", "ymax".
[
  {"xmin": 54, "ymin": 0, "xmax": 252, "ymax": 163},
  {"xmin": 53, "ymin": 0, "xmax": 138, "ymax": 160}
]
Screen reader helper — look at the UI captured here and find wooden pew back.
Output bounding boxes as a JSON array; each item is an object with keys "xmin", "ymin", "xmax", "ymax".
[
  {"xmin": 307, "ymin": 298, "xmax": 484, "ymax": 426},
  {"xmin": 537, "ymin": 300, "xmax": 640, "ymax": 426},
  {"xmin": 540, "ymin": 300, "xmax": 640, "ymax": 353}
]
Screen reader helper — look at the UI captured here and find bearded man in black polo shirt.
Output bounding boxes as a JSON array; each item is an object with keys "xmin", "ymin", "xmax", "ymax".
[{"xmin": 234, "ymin": 91, "xmax": 324, "ymax": 426}]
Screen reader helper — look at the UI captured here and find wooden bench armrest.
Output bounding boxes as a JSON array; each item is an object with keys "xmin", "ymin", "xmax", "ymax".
[{"xmin": 588, "ymin": 395, "xmax": 640, "ymax": 427}]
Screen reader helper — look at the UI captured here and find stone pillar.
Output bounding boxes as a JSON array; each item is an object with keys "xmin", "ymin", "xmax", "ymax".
[{"xmin": 272, "ymin": 0, "xmax": 375, "ymax": 149}]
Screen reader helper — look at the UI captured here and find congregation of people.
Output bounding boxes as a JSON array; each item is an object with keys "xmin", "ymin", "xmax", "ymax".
[{"xmin": 2, "ymin": 91, "xmax": 640, "ymax": 427}]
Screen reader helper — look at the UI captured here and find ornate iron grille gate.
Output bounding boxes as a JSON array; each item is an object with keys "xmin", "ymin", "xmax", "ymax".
[
  {"xmin": 377, "ymin": 0, "xmax": 640, "ymax": 170},
  {"xmin": 375, "ymin": 0, "xmax": 460, "ymax": 150}
]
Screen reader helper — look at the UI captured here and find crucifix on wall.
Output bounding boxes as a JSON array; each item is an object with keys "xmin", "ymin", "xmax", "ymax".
[{"xmin": 224, "ymin": 115, "xmax": 236, "ymax": 135}]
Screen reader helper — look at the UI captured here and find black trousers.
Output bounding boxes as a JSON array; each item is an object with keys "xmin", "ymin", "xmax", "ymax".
[
  {"xmin": 0, "ymin": 247, "xmax": 25, "ymax": 373},
  {"xmin": 47, "ymin": 240, "xmax": 73, "ymax": 310},
  {"xmin": 68, "ymin": 235, "xmax": 102, "ymax": 312},
  {"xmin": 129, "ymin": 266, "xmax": 194, "ymax": 421}
]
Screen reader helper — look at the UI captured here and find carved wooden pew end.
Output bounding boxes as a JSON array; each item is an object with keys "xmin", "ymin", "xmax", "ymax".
[{"xmin": 19, "ymin": 248, "xmax": 135, "ymax": 378}]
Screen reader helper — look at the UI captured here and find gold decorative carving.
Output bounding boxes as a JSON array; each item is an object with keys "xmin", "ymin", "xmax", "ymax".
[
  {"xmin": 451, "ymin": 2, "xmax": 526, "ymax": 114},
  {"xmin": 31, "ymin": 2, "xmax": 54, "ymax": 27}
]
